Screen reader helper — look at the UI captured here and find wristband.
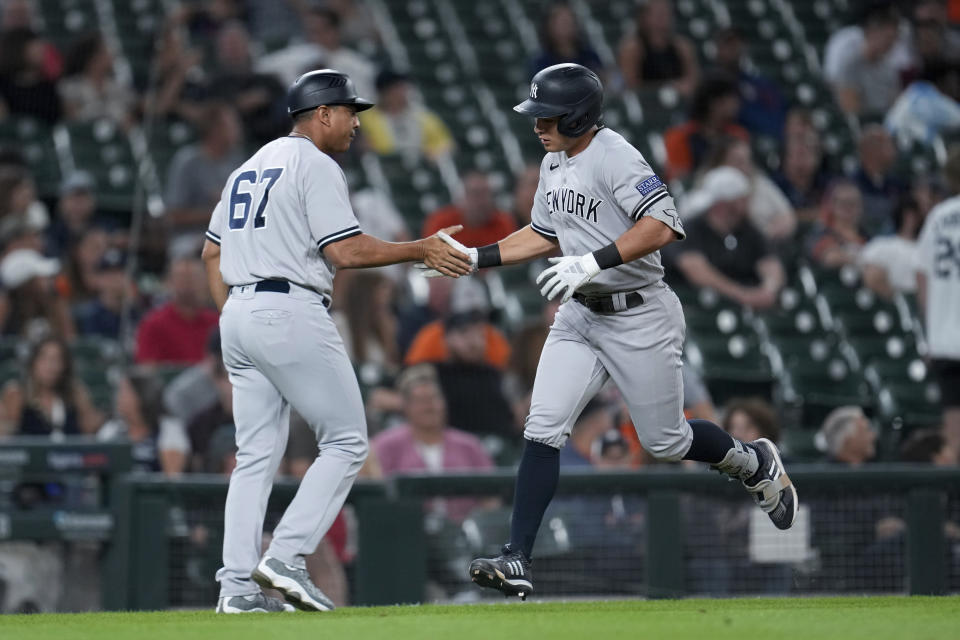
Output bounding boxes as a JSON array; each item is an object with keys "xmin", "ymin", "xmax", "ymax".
[
  {"xmin": 591, "ymin": 243, "xmax": 623, "ymax": 270},
  {"xmin": 477, "ymin": 243, "xmax": 502, "ymax": 268}
]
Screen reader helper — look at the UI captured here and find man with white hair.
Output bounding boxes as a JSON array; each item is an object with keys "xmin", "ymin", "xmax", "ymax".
[
  {"xmin": 816, "ymin": 406, "xmax": 877, "ymax": 466},
  {"xmin": 665, "ymin": 166, "xmax": 785, "ymax": 309}
]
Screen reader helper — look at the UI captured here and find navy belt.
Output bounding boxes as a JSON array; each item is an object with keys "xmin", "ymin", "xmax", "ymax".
[
  {"xmin": 236, "ymin": 280, "xmax": 330, "ymax": 308},
  {"xmin": 255, "ymin": 279, "xmax": 290, "ymax": 293},
  {"xmin": 573, "ymin": 290, "xmax": 644, "ymax": 313}
]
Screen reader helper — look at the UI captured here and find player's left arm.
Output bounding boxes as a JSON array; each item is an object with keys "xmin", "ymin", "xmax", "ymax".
[{"xmin": 201, "ymin": 239, "xmax": 229, "ymax": 312}]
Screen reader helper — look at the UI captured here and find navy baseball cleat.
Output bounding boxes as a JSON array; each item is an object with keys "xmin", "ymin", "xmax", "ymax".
[
  {"xmin": 216, "ymin": 592, "xmax": 295, "ymax": 613},
  {"xmin": 743, "ymin": 438, "xmax": 798, "ymax": 530},
  {"xmin": 469, "ymin": 545, "xmax": 534, "ymax": 600},
  {"xmin": 252, "ymin": 556, "xmax": 335, "ymax": 611}
]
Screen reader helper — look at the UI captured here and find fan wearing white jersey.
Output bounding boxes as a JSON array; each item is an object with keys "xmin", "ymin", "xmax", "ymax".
[
  {"xmin": 201, "ymin": 69, "xmax": 471, "ymax": 614},
  {"xmin": 418, "ymin": 64, "xmax": 797, "ymax": 599},
  {"xmin": 916, "ymin": 147, "xmax": 960, "ymax": 454}
]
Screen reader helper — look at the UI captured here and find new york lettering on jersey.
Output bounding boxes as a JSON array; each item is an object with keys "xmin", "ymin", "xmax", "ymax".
[{"xmin": 545, "ymin": 186, "xmax": 603, "ymax": 222}]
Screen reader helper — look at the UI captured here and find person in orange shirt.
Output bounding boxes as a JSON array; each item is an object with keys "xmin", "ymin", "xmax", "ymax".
[
  {"xmin": 404, "ymin": 309, "xmax": 510, "ymax": 370},
  {"xmin": 422, "ymin": 171, "xmax": 517, "ymax": 248},
  {"xmin": 663, "ymin": 72, "xmax": 749, "ymax": 181}
]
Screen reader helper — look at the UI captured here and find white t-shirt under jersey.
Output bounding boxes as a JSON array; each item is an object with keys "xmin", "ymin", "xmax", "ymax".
[
  {"xmin": 206, "ymin": 136, "xmax": 362, "ymax": 298},
  {"xmin": 915, "ymin": 194, "xmax": 960, "ymax": 359}
]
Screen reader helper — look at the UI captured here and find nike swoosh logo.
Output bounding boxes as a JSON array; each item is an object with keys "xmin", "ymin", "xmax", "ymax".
[{"xmin": 549, "ymin": 163, "xmax": 559, "ymax": 171}]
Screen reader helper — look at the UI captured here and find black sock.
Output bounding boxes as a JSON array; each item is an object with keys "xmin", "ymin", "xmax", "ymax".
[
  {"xmin": 509, "ymin": 439, "xmax": 560, "ymax": 561},
  {"xmin": 682, "ymin": 419, "xmax": 737, "ymax": 464}
]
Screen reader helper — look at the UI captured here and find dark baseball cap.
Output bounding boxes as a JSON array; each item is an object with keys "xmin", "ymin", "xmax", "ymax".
[
  {"xmin": 375, "ymin": 69, "xmax": 410, "ymax": 92},
  {"xmin": 443, "ymin": 309, "xmax": 487, "ymax": 332}
]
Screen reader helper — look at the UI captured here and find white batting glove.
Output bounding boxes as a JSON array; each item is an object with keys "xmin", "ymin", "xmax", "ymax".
[
  {"xmin": 536, "ymin": 253, "xmax": 601, "ymax": 303},
  {"xmin": 414, "ymin": 231, "xmax": 478, "ymax": 277}
]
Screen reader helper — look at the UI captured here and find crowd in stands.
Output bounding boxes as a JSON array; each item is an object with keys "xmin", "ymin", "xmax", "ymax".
[{"xmin": 0, "ymin": 0, "xmax": 958, "ymax": 602}]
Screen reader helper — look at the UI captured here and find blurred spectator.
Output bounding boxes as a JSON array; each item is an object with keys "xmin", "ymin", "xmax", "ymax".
[
  {"xmin": 0, "ymin": 248, "xmax": 73, "ymax": 339},
  {"xmin": 257, "ymin": 7, "xmax": 375, "ymax": 97},
  {"xmin": 422, "ymin": 171, "xmax": 516, "ymax": 248},
  {"xmin": 59, "ymin": 31, "xmax": 135, "ymax": 128},
  {"xmin": 666, "ymin": 166, "xmax": 785, "ymax": 310},
  {"xmin": 824, "ymin": 2, "xmax": 913, "ymax": 87},
  {"xmin": 0, "ymin": 0, "xmax": 62, "ymax": 79},
  {"xmin": 511, "ymin": 164, "xmax": 541, "ymax": 227},
  {"xmin": 325, "ymin": 0, "xmax": 380, "ymax": 48},
  {"xmin": 915, "ymin": 147, "xmax": 960, "ymax": 451},
  {"xmin": 98, "ymin": 368, "xmax": 190, "ymax": 474},
  {"xmin": 906, "ymin": 0, "xmax": 960, "ymax": 77},
  {"xmin": 55, "ymin": 226, "xmax": 108, "ymax": 306},
  {"xmin": 618, "ymin": 0, "xmax": 698, "ymax": 96},
  {"xmin": 829, "ymin": 3, "xmax": 902, "ymax": 117},
  {"xmin": 529, "ymin": 3, "xmax": 603, "ymax": 76},
  {"xmin": 149, "ymin": 24, "xmax": 203, "ymax": 120},
  {"xmin": 710, "ymin": 27, "xmax": 786, "ymax": 139},
  {"xmin": 859, "ymin": 197, "xmax": 924, "ymax": 298},
  {"xmin": 163, "ymin": 328, "xmax": 224, "ymax": 427},
  {"xmin": 73, "ymin": 249, "xmax": 140, "ymax": 339},
  {"xmin": 332, "ymin": 271, "xmax": 400, "ymax": 371},
  {"xmin": 0, "ymin": 166, "xmax": 48, "ymax": 241},
  {"xmin": 773, "ymin": 127, "xmax": 832, "ymax": 222},
  {"xmin": 721, "ymin": 397, "xmax": 781, "ymax": 445},
  {"xmin": 349, "ymin": 187, "xmax": 410, "ymax": 245},
  {"xmin": 782, "ymin": 107, "xmax": 816, "ymax": 146},
  {"xmin": 135, "ymin": 257, "xmax": 218, "ymax": 365},
  {"xmin": 405, "ymin": 278, "xmax": 510, "ymax": 370},
  {"xmin": 0, "ymin": 28, "xmax": 61, "ymax": 124},
  {"xmin": 200, "ymin": 21, "xmax": 286, "ymax": 146},
  {"xmin": 806, "ymin": 180, "xmax": 867, "ymax": 269},
  {"xmin": 360, "ymin": 70, "xmax": 454, "ymax": 162},
  {"xmin": 0, "ymin": 337, "xmax": 103, "ymax": 437},
  {"xmin": 884, "ymin": 59, "xmax": 960, "ymax": 146},
  {"xmin": 185, "ymin": 369, "xmax": 234, "ymax": 472},
  {"xmin": 850, "ymin": 125, "xmax": 905, "ymax": 237},
  {"xmin": 560, "ymin": 399, "xmax": 615, "ymax": 467},
  {"xmin": 432, "ymin": 310, "xmax": 515, "ymax": 438},
  {"xmin": 899, "ymin": 428, "xmax": 958, "ymax": 465},
  {"xmin": 816, "ymin": 406, "xmax": 877, "ymax": 465},
  {"xmin": 373, "ymin": 364, "xmax": 494, "ymax": 520},
  {"xmin": 163, "ymin": 101, "xmax": 244, "ymax": 257},
  {"xmin": 702, "ymin": 137, "xmax": 796, "ymax": 241},
  {"xmin": 45, "ymin": 171, "xmax": 100, "ymax": 259},
  {"xmin": 663, "ymin": 72, "xmax": 748, "ymax": 181}
]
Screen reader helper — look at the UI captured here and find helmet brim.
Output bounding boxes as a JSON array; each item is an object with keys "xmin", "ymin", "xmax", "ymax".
[
  {"xmin": 289, "ymin": 98, "xmax": 375, "ymax": 117},
  {"xmin": 513, "ymin": 98, "xmax": 567, "ymax": 118}
]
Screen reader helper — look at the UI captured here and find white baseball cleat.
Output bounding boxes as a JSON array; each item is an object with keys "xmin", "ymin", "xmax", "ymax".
[{"xmin": 215, "ymin": 592, "xmax": 295, "ymax": 613}]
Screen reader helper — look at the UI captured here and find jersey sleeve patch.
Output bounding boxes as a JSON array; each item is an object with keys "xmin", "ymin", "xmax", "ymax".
[
  {"xmin": 531, "ymin": 221, "xmax": 558, "ymax": 239},
  {"xmin": 635, "ymin": 175, "xmax": 664, "ymax": 196},
  {"xmin": 205, "ymin": 229, "xmax": 221, "ymax": 245},
  {"xmin": 317, "ymin": 225, "xmax": 362, "ymax": 250}
]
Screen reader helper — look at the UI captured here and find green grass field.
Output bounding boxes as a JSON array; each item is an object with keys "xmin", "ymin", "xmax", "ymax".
[{"xmin": 4, "ymin": 596, "xmax": 959, "ymax": 640}]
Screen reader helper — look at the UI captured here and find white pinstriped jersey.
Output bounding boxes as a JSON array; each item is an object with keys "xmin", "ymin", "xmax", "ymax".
[
  {"xmin": 530, "ymin": 127, "xmax": 684, "ymax": 293},
  {"xmin": 205, "ymin": 136, "xmax": 361, "ymax": 297}
]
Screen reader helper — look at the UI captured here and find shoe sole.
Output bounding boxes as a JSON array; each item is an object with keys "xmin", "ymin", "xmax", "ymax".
[
  {"xmin": 756, "ymin": 438, "xmax": 798, "ymax": 530},
  {"xmin": 216, "ymin": 599, "xmax": 295, "ymax": 613},
  {"xmin": 469, "ymin": 559, "xmax": 533, "ymax": 600},
  {"xmin": 252, "ymin": 566, "xmax": 333, "ymax": 612}
]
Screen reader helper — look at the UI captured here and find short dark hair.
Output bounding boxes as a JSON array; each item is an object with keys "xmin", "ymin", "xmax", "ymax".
[
  {"xmin": 899, "ymin": 429, "xmax": 945, "ymax": 463},
  {"xmin": 689, "ymin": 72, "xmax": 739, "ymax": 121},
  {"xmin": 310, "ymin": 7, "xmax": 341, "ymax": 29},
  {"xmin": 722, "ymin": 397, "xmax": 781, "ymax": 443},
  {"xmin": 292, "ymin": 107, "xmax": 316, "ymax": 124},
  {"xmin": 860, "ymin": 1, "xmax": 899, "ymax": 28}
]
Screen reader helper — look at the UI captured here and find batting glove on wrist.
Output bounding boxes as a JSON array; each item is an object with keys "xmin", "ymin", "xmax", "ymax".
[
  {"xmin": 414, "ymin": 231, "xmax": 478, "ymax": 278},
  {"xmin": 536, "ymin": 253, "xmax": 601, "ymax": 303}
]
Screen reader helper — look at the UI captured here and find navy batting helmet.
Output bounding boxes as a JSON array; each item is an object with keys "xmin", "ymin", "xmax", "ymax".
[
  {"xmin": 287, "ymin": 69, "xmax": 374, "ymax": 116},
  {"xmin": 513, "ymin": 63, "xmax": 603, "ymax": 137}
]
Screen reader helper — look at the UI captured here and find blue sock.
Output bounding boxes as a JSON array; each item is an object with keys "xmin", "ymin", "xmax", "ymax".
[
  {"xmin": 682, "ymin": 419, "xmax": 737, "ymax": 464},
  {"xmin": 509, "ymin": 439, "xmax": 560, "ymax": 561}
]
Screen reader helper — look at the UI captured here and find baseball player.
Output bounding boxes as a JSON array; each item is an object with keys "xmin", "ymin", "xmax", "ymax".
[
  {"xmin": 916, "ymin": 147, "xmax": 960, "ymax": 454},
  {"xmin": 421, "ymin": 64, "xmax": 797, "ymax": 599},
  {"xmin": 201, "ymin": 69, "xmax": 472, "ymax": 613}
]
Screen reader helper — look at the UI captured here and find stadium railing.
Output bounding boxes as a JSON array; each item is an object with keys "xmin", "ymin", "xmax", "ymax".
[{"xmin": 2, "ymin": 441, "xmax": 958, "ymax": 611}]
